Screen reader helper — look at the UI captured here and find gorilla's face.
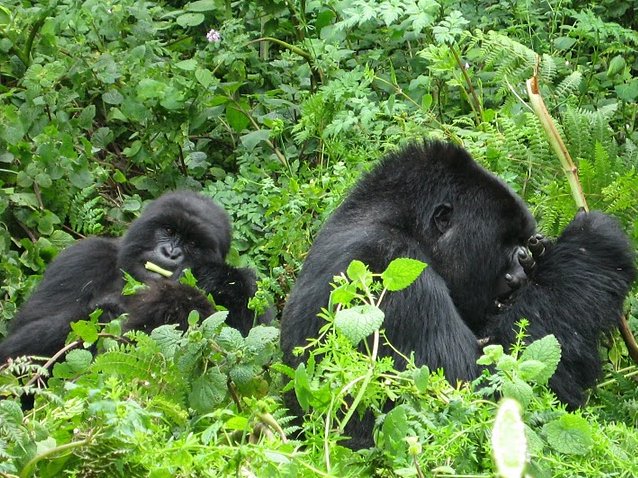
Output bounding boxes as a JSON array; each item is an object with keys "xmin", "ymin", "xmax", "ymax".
[
  {"xmin": 117, "ymin": 191, "xmax": 231, "ymax": 283},
  {"xmin": 429, "ymin": 188, "xmax": 537, "ymax": 331}
]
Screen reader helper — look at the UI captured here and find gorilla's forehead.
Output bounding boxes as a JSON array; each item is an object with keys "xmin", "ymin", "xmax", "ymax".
[{"xmin": 127, "ymin": 190, "xmax": 231, "ymax": 247}]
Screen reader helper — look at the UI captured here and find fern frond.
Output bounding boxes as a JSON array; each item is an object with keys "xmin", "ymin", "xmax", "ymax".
[
  {"xmin": 68, "ymin": 185, "xmax": 106, "ymax": 235},
  {"xmin": 554, "ymin": 71, "xmax": 582, "ymax": 99}
]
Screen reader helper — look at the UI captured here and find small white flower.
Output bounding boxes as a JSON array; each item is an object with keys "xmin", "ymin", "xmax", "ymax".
[{"xmin": 206, "ymin": 29, "xmax": 221, "ymax": 43}]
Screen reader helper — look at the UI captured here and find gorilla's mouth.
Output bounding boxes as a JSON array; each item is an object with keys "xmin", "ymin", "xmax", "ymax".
[{"xmin": 493, "ymin": 290, "xmax": 516, "ymax": 312}]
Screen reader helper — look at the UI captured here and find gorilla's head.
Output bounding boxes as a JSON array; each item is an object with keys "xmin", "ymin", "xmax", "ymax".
[
  {"xmin": 117, "ymin": 191, "xmax": 231, "ymax": 282},
  {"xmin": 420, "ymin": 143, "xmax": 537, "ymax": 329},
  {"xmin": 362, "ymin": 142, "xmax": 537, "ymax": 331}
]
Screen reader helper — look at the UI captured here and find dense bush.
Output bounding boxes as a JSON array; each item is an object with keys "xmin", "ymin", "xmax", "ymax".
[{"xmin": 1, "ymin": 0, "xmax": 637, "ymax": 476}]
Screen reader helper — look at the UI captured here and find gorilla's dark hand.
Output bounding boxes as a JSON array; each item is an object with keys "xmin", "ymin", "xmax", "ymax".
[{"xmin": 516, "ymin": 246, "xmax": 536, "ymax": 276}]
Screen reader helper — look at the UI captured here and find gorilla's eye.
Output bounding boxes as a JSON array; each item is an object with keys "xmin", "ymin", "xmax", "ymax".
[
  {"xmin": 164, "ymin": 226, "xmax": 175, "ymax": 235},
  {"xmin": 433, "ymin": 203, "xmax": 453, "ymax": 234}
]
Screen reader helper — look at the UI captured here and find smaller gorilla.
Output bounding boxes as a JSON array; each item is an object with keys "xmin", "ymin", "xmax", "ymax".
[
  {"xmin": 281, "ymin": 141, "xmax": 635, "ymax": 448},
  {"xmin": 0, "ymin": 190, "xmax": 269, "ymax": 363}
]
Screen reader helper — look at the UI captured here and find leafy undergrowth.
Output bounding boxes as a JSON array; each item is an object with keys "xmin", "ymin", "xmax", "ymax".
[{"xmin": 2, "ymin": 260, "xmax": 638, "ymax": 477}]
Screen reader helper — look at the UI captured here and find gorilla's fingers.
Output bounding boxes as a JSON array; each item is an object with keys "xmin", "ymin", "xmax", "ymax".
[
  {"xmin": 517, "ymin": 246, "xmax": 536, "ymax": 275},
  {"xmin": 528, "ymin": 233, "xmax": 550, "ymax": 259}
]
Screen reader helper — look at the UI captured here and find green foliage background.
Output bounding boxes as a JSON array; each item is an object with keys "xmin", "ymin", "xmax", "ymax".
[{"xmin": 1, "ymin": 0, "xmax": 638, "ymax": 476}]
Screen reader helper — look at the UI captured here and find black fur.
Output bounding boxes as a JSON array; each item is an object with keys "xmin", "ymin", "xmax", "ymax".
[
  {"xmin": 0, "ymin": 190, "xmax": 269, "ymax": 363},
  {"xmin": 280, "ymin": 141, "xmax": 635, "ymax": 448}
]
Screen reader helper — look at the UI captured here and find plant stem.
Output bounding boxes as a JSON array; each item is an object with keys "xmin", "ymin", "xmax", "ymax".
[{"xmin": 525, "ymin": 68, "xmax": 587, "ymax": 211}]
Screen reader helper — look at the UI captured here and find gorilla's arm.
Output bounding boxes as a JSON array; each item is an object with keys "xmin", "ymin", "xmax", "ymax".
[
  {"xmin": 123, "ymin": 281, "xmax": 215, "ymax": 333},
  {"xmin": 0, "ymin": 237, "xmax": 123, "ymax": 361},
  {"xmin": 13, "ymin": 237, "xmax": 122, "ymax": 327},
  {"xmin": 195, "ymin": 263, "xmax": 272, "ymax": 336},
  {"xmin": 487, "ymin": 212, "xmax": 636, "ymax": 407},
  {"xmin": 281, "ymin": 226, "xmax": 482, "ymax": 382}
]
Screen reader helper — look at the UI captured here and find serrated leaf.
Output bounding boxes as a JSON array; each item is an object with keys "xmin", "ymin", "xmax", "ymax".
[
  {"xmin": 177, "ymin": 12, "xmax": 205, "ymax": 27},
  {"xmin": 381, "ymin": 258, "xmax": 427, "ymax": 291},
  {"xmin": 330, "ymin": 282, "xmax": 358, "ymax": 305},
  {"xmin": 334, "ymin": 304, "xmax": 384, "ymax": 345},
  {"xmin": 518, "ymin": 359, "xmax": 547, "ymax": 382},
  {"xmin": 543, "ymin": 414, "xmax": 593, "ymax": 455},
  {"xmin": 492, "ymin": 399, "xmax": 527, "ymax": 478},
  {"xmin": 151, "ymin": 325, "xmax": 183, "ymax": 359},
  {"xmin": 0, "ymin": 400, "xmax": 23, "ymax": 426},
  {"xmin": 230, "ymin": 363, "xmax": 259, "ymax": 387},
  {"xmin": 64, "ymin": 349, "xmax": 93, "ymax": 373},
  {"xmin": 240, "ymin": 129, "xmax": 270, "ymax": 151},
  {"xmin": 201, "ymin": 311, "xmax": 228, "ymax": 338},
  {"xmin": 245, "ymin": 326, "xmax": 279, "ymax": 349},
  {"xmin": 477, "ymin": 344, "xmax": 504, "ymax": 365},
  {"xmin": 501, "ymin": 377, "xmax": 533, "ymax": 407},
  {"xmin": 520, "ymin": 335, "xmax": 561, "ymax": 385},
  {"xmin": 217, "ymin": 327, "xmax": 244, "ymax": 350},
  {"xmin": 189, "ymin": 368, "xmax": 227, "ymax": 413}
]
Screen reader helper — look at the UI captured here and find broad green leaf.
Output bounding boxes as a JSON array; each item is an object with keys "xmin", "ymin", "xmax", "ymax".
[
  {"xmin": 0, "ymin": 6, "xmax": 10, "ymax": 25},
  {"xmin": 381, "ymin": 405, "xmax": 410, "ymax": 451},
  {"xmin": 102, "ymin": 90, "xmax": 123, "ymax": 105},
  {"xmin": 240, "ymin": 129, "xmax": 270, "ymax": 151},
  {"xmin": 225, "ymin": 102, "xmax": 250, "ymax": 132},
  {"xmin": 91, "ymin": 127, "xmax": 113, "ymax": 149},
  {"xmin": 346, "ymin": 260, "xmax": 368, "ymax": 282},
  {"xmin": 177, "ymin": 12, "xmax": 205, "ymax": 27},
  {"xmin": 381, "ymin": 258, "xmax": 427, "ymax": 291},
  {"xmin": 65, "ymin": 349, "xmax": 93, "ymax": 370},
  {"xmin": 186, "ymin": 0, "xmax": 217, "ymax": 12},
  {"xmin": 229, "ymin": 363, "xmax": 259, "ymax": 387},
  {"xmin": 70, "ymin": 319, "xmax": 99, "ymax": 344},
  {"xmin": 543, "ymin": 414, "xmax": 593, "ymax": 455},
  {"xmin": 294, "ymin": 363, "xmax": 312, "ymax": 411},
  {"xmin": 412, "ymin": 365, "xmax": 429, "ymax": 393},
  {"xmin": 195, "ymin": 67, "xmax": 215, "ymax": 88},
  {"xmin": 520, "ymin": 335, "xmax": 561, "ymax": 385},
  {"xmin": 189, "ymin": 368, "xmax": 227, "ymax": 413},
  {"xmin": 175, "ymin": 58, "xmax": 198, "ymax": 71},
  {"xmin": 492, "ymin": 399, "xmax": 527, "ymax": 478},
  {"xmin": 77, "ymin": 104, "xmax": 96, "ymax": 129},
  {"xmin": 245, "ymin": 326, "xmax": 279, "ymax": 349},
  {"xmin": 501, "ymin": 377, "xmax": 533, "ymax": 407},
  {"xmin": 0, "ymin": 401, "xmax": 23, "ymax": 426},
  {"xmin": 137, "ymin": 78, "xmax": 166, "ymax": 100},
  {"xmin": 330, "ymin": 282, "xmax": 358, "ymax": 305},
  {"xmin": 518, "ymin": 359, "xmax": 547, "ymax": 382},
  {"xmin": 334, "ymin": 304, "xmax": 384, "ymax": 345}
]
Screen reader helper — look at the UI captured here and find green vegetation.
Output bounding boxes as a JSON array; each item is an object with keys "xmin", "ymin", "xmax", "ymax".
[{"xmin": 1, "ymin": 0, "xmax": 637, "ymax": 476}]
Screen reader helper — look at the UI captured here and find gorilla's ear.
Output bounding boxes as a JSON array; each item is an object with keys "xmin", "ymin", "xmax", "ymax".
[{"xmin": 433, "ymin": 203, "xmax": 453, "ymax": 234}]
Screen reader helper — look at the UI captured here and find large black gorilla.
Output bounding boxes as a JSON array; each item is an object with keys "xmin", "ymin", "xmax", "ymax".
[
  {"xmin": 0, "ymin": 190, "xmax": 269, "ymax": 362},
  {"xmin": 281, "ymin": 141, "xmax": 635, "ymax": 446}
]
